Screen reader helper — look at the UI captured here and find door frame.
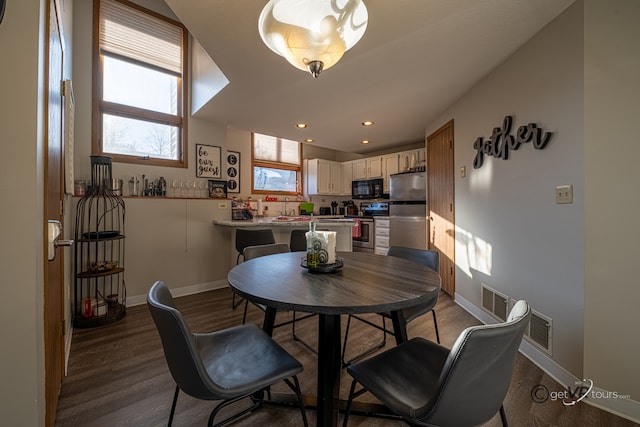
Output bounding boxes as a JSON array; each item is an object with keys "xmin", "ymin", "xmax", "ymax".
[
  {"xmin": 44, "ymin": 0, "xmax": 66, "ymax": 424},
  {"xmin": 427, "ymin": 119, "xmax": 455, "ymax": 296}
]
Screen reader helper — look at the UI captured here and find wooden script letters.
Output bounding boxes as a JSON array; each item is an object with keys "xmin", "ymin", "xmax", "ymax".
[{"xmin": 473, "ymin": 116, "xmax": 552, "ymax": 169}]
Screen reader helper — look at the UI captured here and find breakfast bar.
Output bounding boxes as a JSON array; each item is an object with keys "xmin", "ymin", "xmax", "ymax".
[{"xmin": 212, "ymin": 217, "xmax": 356, "ymax": 264}]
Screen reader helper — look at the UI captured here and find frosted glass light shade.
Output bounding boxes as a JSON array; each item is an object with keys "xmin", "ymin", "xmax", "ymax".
[{"xmin": 258, "ymin": 0, "xmax": 368, "ymax": 77}]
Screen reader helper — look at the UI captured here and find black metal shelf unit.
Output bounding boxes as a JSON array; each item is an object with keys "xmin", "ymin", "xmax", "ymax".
[{"xmin": 73, "ymin": 156, "xmax": 126, "ymax": 328}]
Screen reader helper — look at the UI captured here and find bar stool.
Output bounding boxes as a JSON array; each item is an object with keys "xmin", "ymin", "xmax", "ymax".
[
  {"xmin": 289, "ymin": 229, "xmax": 307, "ymax": 252},
  {"xmin": 232, "ymin": 228, "xmax": 276, "ymax": 309}
]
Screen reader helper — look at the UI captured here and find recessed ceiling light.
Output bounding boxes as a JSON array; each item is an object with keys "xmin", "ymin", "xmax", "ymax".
[
  {"xmin": 362, "ymin": 121, "xmax": 374, "ymax": 126},
  {"xmin": 361, "ymin": 140, "xmax": 370, "ymax": 144},
  {"xmin": 304, "ymin": 139, "xmax": 314, "ymax": 143},
  {"xmin": 295, "ymin": 123, "xmax": 308, "ymax": 129}
]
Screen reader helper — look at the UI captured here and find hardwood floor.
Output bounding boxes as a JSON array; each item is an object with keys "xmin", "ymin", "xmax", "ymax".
[{"xmin": 55, "ymin": 288, "xmax": 638, "ymax": 427}]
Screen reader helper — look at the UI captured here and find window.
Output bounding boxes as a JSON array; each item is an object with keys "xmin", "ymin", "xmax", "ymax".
[
  {"xmin": 93, "ymin": 0, "xmax": 188, "ymax": 167},
  {"xmin": 252, "ymin": 133, "xmax": 301, "ymax": 195}
]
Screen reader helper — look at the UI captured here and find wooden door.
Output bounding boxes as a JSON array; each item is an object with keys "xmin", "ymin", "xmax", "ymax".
[
  {"xmin": 44, "ymin": 0, "xmax": 65, "ymax": 424},
  {"xmin": 427, "ymin": 120, "xmax": 455, "ymax": 296}
]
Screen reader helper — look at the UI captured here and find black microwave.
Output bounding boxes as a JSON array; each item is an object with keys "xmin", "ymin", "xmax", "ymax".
[{"xmin": 352, "ymin": 178, "xmax": 384, "ymax": 199}]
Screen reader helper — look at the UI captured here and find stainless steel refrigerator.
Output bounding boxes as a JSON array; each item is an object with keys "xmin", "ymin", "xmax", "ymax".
[{"xmin": 389, "ymin": 172, "xmax": 427, "ymax": 250}]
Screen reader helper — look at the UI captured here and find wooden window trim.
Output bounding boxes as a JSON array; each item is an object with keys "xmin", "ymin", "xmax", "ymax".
[
  {"xmin": 251, "ymin": 134, "xmax": 302, "ymax": 196},
  {"xmin": 91, "ymin": 0, "xmax": 189, "ymax": 168}
]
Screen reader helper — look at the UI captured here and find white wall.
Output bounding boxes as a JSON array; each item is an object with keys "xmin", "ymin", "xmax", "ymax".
[
  {"xmin": 0, "ymin": 0, "xmax": 47, "ymax": 425},
  {"xmin": 584, "ymin": 0, "xmax": 640, "ymax": 410},
  {"xmin": 427, "ymin": 1, "xmax": 640, "ymax": 419},
  {"xmin": 72, "ymin": 0, "xmax": 232, "ymax": 303},
  {"xmin": 429, "ymin": 2, "xmax": 585, "ymax": 376}
]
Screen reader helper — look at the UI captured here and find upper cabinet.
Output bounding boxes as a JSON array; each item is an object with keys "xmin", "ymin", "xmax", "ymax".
[
  {"xmin": 382, "ymin": 154, "xmax": 399, "ymax": 193},
  {"xmin": 341, "ymin": 161, "xmax": 353, "ymax": 195},
  {"xmin": 306, "ymin": 158, "xmax": 343, "ymax": 195},
  {"xmin": 353, "ymin": 157, "xmax": 382, "ymax": 180},
  {"xmin": 352, "ymin": 159, "xmax": 367, "ymax": 180},
  {"xmin": 305, "ymin": 148, "xmax": 424, "ymax": 197},
  {"xmin": 398, "ymin": 148, "xmax": 425, "ymax": 173}
]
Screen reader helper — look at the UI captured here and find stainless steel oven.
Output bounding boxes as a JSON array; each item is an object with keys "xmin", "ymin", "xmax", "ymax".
[
  {"xmin": 351, "ymin": 202, "xmax": 388, "ymax": 253},
  {"xmin": 352, "ymin": 217, "xmax": 374, "ymax": 253}
]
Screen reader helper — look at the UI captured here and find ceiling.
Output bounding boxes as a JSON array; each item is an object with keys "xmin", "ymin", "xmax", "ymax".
[{"xmin": 164, "ymin": 0, "xmax": 574, "ymax": 155}]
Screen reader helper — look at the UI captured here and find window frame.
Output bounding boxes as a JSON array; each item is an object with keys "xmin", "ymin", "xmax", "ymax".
[
  {"xmin": 92, "ymin": 0, "xmax": 189, "ymax": 168},
  {"xmin": 251, "ymin": 133, "xmax": 302, "ymax": 196}
]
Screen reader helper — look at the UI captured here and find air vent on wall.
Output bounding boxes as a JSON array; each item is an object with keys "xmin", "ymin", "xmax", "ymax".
[
  {"xmin": 480, "ymin": 284, "xmax": 508, "ymax": 321},
  {"xmin": 526, "ymin": 309, "xmax": 553, "ymax": 355}
]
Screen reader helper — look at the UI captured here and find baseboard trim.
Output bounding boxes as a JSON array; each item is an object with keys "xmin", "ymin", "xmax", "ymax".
[
  {"xmin": 126, "ymin": 280, "xmax": 229, "ymax": 307},
  {"xmin": 454, "ymin": 292, "xmax": 640, "ymax": 424}
]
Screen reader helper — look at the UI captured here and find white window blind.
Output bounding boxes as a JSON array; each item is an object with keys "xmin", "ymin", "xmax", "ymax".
[
  {"xmin": 253, "ymin": 133, "xmax": 301, "ymax": 165},
  {"xmin": 100, "ymin": 0, "xmax": 183, "ymax": 74}
]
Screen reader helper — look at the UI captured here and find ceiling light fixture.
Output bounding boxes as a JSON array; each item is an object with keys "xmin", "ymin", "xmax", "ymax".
[
  {"xmin": 258, "ymin": 0, "xmax": 368, "ymax": 78},
  {"xmin": 362, "ymin": 120, "xmax": 374, "ymax": 126},
  {"xmin": 304, "ymin": 139, "xmax": 315, "ymax": 143},
  {"xmin": 295, "ymin": 123, "xmax": 308, "ymax": 128},
  {"xmin": 361, "ymin": 140, "xmax": 369, "ymax": 144}
]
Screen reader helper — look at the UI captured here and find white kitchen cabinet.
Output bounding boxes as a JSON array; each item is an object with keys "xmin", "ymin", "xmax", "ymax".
[
  {"xmin": 352, "ymin": 156, "xmax": 383, "ymax": 180},
  {"xmin": 398, "ymin": 148, "xmax": 425, "ymax": 173},
  {"xmin": 367, "ymin": 157, "xmax": 383, "ymax": 178},
  {"xmin": 382, "ymin": 154, "xmax": 398, "ymax": 193},
  {"xmin": 341, "ymin": 161, "xmax": 353, "ymax": 195},
  {"xmin": 374, "ymin": 217, "xmax": 390, "ymax": 255},
  {"xmin": 352, "ymin": 159, "xmax": 367, "ymax": 180},
  {"xmin": 306, "ymin": 158, "xmax": 342, "ymax": 195}
]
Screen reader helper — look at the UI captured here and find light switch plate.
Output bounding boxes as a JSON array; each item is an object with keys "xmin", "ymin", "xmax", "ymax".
[{"xmin": 556, "ymin": 184, "xmax": 573, "ymax": 204}]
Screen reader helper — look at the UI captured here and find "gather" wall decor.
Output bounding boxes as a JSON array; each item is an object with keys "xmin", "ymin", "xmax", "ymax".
[{"xmin": 472, "ymin": 115, "xmax": 553, "ymax": 169}]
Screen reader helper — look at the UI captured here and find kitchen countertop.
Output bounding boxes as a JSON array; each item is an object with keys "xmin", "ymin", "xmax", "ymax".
[{"xmin": 212, "ymin": 216, "xmax": 356, "ymax": 227}]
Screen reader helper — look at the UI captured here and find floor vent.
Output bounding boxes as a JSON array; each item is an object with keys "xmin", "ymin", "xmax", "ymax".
[
  {"xmin": 480, "ymin": 284, "xmax": 508, "ymax": 321},
  {"xmin": 526, "ymin": 309, "xmax": 553, "ymax": 355}
]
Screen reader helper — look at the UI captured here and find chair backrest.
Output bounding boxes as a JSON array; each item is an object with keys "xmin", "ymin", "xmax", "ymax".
[
  {"xmin": 416, "ymin": 300, "xmax": 531, "ymax": 426},
  {"xmin": 387, "ymin": 246, "xmax": 439, "ymax": 273},
  {"xmin": 243, "ymin": 243, "xmax": 290, "ymax": 261},
  {"xmin": 235, "ymin": 228, "xmax": 276, "ymax": 255},
  {"xmin": 289, "ymin": 229, "xmax": 307, "ymax": 252},
  {"xmin": 147, "ymin": 281, "xmax": 224, "ymax": 399}
]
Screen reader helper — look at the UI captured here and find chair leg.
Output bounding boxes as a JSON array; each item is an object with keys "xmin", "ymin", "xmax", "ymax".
[
  {"xmin": 168, "ymin": 385, "xmax": 180, "ymax": 427},
  {"xmin": 284, "ymin": 375, "xmax": 309, "ymax": 427},
  {"xmin": 292, "ymin": 311, "xmax": 318, "ymax": 354},
  {"xmin": 341, "ymin": 314, "xmax": 387, "ymax": 367},
  {"xmin": 242, "ymin": 300, "xmax": 249, "ymax": 324},
  {"xmin": 231, "ymin": 292, "xmax": 244, "ymax": 310},
  {"xmin": 342, "ymin": 379, "xmax": 358, "ymax": 427},
  {"xmin": 499, "ymin": 404, "xmax": 509, "ymax": 427},
  {"xmin": 432, "ymin": 310, "xmax": 440, "ymax": 344}
]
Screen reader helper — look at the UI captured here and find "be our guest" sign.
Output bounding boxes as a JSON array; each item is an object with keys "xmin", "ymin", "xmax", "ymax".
[{"xmin": 196, "ymin": 144, "xmax": 222, "ymax": 178}]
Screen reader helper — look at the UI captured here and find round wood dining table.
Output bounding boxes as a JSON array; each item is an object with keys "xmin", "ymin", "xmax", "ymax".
[{"xmin": 227, "ymin": 251, "xmax": 441, "ymax": 427}]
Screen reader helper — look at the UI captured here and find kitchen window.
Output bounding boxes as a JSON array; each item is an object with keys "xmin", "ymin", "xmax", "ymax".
[
  {"xmin": 92, "ymin": 0, "xmax": 188, "ymax": 167},
  {"xmin": 252, "ymin": 133, "xmax": 301, "ymax": 195}
]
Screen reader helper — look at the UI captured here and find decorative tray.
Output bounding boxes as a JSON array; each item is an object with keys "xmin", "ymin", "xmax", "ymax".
[{"xmin": 300, "ymin": 257, "xmax": 344, "ymax": 273}]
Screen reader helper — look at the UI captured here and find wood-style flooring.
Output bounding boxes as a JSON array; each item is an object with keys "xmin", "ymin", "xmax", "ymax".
[{"xmin": 55, "ymin": 288, "xmax": 638, "ymax": 427}]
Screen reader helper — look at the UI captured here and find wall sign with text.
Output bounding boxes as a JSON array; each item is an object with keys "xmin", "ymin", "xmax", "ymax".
[
  {"xmin": 226, "ymin": 151, "xmax": 240, "ymax": 193},
  {"xmin": 472, "ymin": 116, "xmax": 553, "ymax": 169},
  {"xmin": 196, "ymin": 144, "xmax": 222, "ymax": 178}
]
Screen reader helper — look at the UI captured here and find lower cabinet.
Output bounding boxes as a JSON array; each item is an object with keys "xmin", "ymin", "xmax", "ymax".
[{"xmin": 375, "ymin": 217, "xmax": 390, "ymax": 255}]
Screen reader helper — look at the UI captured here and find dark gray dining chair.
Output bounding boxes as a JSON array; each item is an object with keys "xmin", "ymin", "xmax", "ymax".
[
  {"xmin": 343, "ymin": 300, "xmax": 531, "ymax": 427},
  {"xmin": 232, "ymin": 228, "xmax": 276, "ymax": 309},
  {"xmin": 147, "ymin": 281, "xmax": 308, "ymax": 427},
  {"xmin": 341, "ymin": 246, "xmax": 441, "ymax": 367},
  {"xmin": 242, "ymin": 243, "xmax": 317, "ymax": 353},
  {"xmin": 289, "ymin": 228, "xmax": 308, "ymax": 252}
]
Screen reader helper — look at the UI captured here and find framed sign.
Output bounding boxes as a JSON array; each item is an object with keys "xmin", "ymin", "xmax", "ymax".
[
  {"xmin": 226, "ymin": 150, "xmax": 240, "ymax": 193},
  {"xmin": 196, "ymin": 144, "xmax": 222, "ymax": 178},
  {"xmin": 208, "ymin": 180, "xmax": 228, "ymax": 198}
]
